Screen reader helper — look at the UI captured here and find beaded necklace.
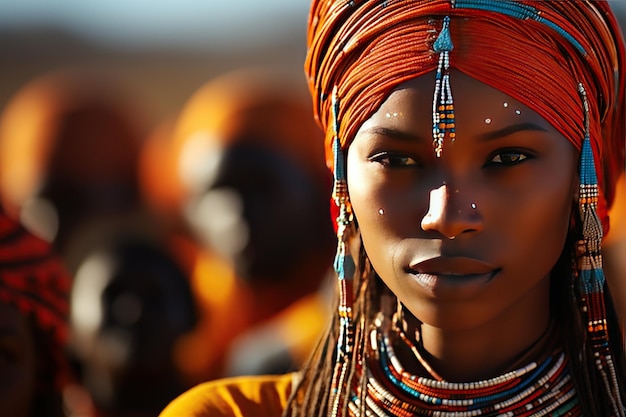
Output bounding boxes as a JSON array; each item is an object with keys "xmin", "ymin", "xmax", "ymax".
[{"xmin": 346, "ymin": 321, "xmax": 581, "ymax": 417}]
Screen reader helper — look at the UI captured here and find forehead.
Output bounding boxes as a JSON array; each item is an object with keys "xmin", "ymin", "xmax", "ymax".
[{"xmin": 362, "ymin": 70, "xmax": 559, "ymax": 134}]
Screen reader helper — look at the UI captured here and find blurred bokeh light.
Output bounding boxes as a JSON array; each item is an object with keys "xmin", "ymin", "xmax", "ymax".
[{"xmin": 0, "ymin": 1, "xmax": 310, "ymax": 125}]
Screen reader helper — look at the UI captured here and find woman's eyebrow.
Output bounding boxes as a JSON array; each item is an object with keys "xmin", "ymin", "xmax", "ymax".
[
  {"xmin": 359, "ymin": 126, "xmax": 426, "ymax": 143},
  {"xmin": 361, "ymin": 122, "xmax": 548, "ymax": 143},
  {"xmin": 480, "ymin": 122, "xmax": 548, "ymax": 141}
]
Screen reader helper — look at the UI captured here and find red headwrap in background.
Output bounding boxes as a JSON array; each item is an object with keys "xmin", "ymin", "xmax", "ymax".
[
  {"xmin": 0, "ymin": 211, "xmax": 71, "ymax": 389},
  {"xmin": 0, "ymin": 212, "xmax": 71, "ymax": 389},
  {"xmin": 305, "ymin": 0, "xmax": 625, "ymax": 234}
]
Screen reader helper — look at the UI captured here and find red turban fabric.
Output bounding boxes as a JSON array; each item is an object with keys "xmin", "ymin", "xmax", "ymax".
[
  {"xmin": 0, "ymin": 212, "xmax": 71, "ymax": 389},
  {"xmin": 305, "ymin": 0, "xmax": 625, "ymax": 233}
]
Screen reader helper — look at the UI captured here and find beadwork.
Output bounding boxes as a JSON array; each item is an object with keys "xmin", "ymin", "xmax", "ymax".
[
  {"xmin": 577, "ymin": 84, "xmax": 625, "ymax": 416},
  {"xmin": 329, "ymin": 85, "xmax": 357, "ymax": 417},
  {"xmin": 432, "ymin": 16, "xmax": 455, "ymax": 157},
  {"xmin": 344, "ymin": 318, "xmax": 581, "ymax": 417},
  {"xmin": 452, "ymin": 0, "xmax": 587, "ymax": 56}
]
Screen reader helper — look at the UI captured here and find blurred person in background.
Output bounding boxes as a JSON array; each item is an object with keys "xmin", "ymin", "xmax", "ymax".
[
  {"xmin": 138, "ymin": 116, "xmax": 201, "ymax": 277},
  {"xmin": 606, "ymin": 173, "xmax": 626, "ymax": 327},
  {"xmin": 0, "ymin": 210, "xmax": 74, "ymax": 417},
  {"xmin": 68, "ymin": 234, "xmax": 197, "ymax": 417},
  {"xmin": 0, "ymin": 69, "xmax": 200, "ymax": 416},
  {"xmin": 0, "ymin": 69, "xmax": 149, "ymax": 270},
  {"xmin": 144, "ymin": 67, "xmax": 337, "ymax": 385}
]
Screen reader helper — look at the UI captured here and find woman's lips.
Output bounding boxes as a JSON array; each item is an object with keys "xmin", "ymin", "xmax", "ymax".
[
  {"xmin": 407, "ymin": 257, "xmax": 500, "ymax": 299},
  {"xmin": 410, "ymin": 256, "xmax": 497, "ymax": 275}
]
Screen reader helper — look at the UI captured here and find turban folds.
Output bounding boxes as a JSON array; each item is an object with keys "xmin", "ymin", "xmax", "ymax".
[{"xmin": 305, "ymin": 0, "xmax": 625, "ymax": 233}]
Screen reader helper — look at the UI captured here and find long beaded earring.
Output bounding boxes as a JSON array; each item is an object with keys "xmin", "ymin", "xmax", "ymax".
[
  {"xmin": 328, "ymin": 85, "xmax": 357, "ymax": 417},
  {"xmin": 577, "ymin": 83, "xmax": 625, "ymax": 417}
]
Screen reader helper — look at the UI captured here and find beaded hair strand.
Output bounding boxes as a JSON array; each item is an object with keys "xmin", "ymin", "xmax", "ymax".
[
  {"xmin": 576, "ymin": 83, "xmax": 625, "ymax": 416},
  {"xmin": 327, "ymin": 85, "xmax": 357, "ymax": 416},
  {"xmin": 432, "ymin": 15, "xmax": 455, "ymax": 157}
]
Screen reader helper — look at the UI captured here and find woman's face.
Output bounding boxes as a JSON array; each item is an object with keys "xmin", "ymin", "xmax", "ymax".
[
  {"xmin": 347, "ymin": 70, "xmax": 578, "ymax": 330},
  {"xmin": 0, "ymin": 303, "xmax": 38, "ymax": 417}
]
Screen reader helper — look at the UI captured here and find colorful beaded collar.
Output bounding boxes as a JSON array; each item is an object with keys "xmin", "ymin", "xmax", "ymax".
[{"xmin": 346, "ymin": 320, "xmax": 581, "ymax": 416}]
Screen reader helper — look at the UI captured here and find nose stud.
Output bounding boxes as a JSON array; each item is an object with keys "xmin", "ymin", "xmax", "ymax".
[{"xmin": 446, "ymin": 203, "xmax": 478, "ymax": 240}]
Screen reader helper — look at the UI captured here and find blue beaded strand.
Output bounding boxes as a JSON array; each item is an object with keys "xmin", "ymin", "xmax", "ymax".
[
  {"xmin": 453, "ymin": 0, "xmax": 587, "ymax": 56},
  {"xmin": 432, "ymin": 16, "xmax": 455, "ymax": 157}
]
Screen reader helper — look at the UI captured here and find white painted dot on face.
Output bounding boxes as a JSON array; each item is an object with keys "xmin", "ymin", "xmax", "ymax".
[
  {"xmin": 471, "ymin": 203, "xmax": 477, "ymax": 209},
  {"xmin": 485, "ymin": 118, "xmax": 492, "ymax": 124},
  {"xmin": 503, "ymin": 102, "xmax": 509, "ymax": 108},
  {"xmin": 378, "ymin": 208, "xmax": 384, "ymax": 215},
  {"xmin": 385, "ymin": 112, "xmax": 400, "ymax": 118},
  {"xmin": 515, "ymin": 109, "xmax": 522, "ymax": 115}
]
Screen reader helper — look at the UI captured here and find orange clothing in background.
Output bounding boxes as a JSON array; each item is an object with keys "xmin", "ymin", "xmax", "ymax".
[
  {"xmin": 159, "ymin": 373, "xmax": 295, "ymax": 417},
  {"xmin": 174, "ymin": 248, "xmax": 330, "ymax": 385}
]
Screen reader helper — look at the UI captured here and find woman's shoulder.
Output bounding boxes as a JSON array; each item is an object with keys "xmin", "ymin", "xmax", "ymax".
[{"xmin": 159, "ymin": 372, "xmax": 298, "ymax": 417}]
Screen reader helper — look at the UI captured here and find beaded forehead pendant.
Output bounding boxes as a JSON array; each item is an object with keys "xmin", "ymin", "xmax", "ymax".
[{"xmin": 432, "ymin": 16, "xmax": 455, "ymax": 157}]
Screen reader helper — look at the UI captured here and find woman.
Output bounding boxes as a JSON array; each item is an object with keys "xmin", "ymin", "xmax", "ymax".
[
  {"xmin": 0, "ymin": 69, "xmax": 147, "ymax": 262},
  {"xmin": 154, "ymin": 67, "xmax": 335, "ymax": 384},
  {"xmin": 159, "ymin": 1, "xmax": 625, "ymax": 416},
  {"xmin": 69, "ymin": 235, "xmax": 198, "ymax": 417}
]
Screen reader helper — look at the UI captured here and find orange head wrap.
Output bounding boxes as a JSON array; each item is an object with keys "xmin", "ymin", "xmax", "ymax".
[
  {"xmin": 0, "ymin": 70, "xmax": 145, "ymax": 222},
  {"xmin": 174, "ymin": 67, "xmax": 328, "ymax": 193},
  {"xmin": 169, "ymin": 66, "xmax": 329, "ymax": 202},
  {"xmin": 305, "ymin": 0, "xmax": 625, "ymax": 233}
]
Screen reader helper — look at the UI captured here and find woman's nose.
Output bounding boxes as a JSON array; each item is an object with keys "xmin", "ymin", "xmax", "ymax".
[{"xmin": 420, "ymin": 184, "xmax": 483, "ymax": 239}]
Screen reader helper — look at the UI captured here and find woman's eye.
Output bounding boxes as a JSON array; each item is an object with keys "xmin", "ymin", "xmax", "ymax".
[
  {"xmin": 489, "ymin": 151, "xmax": 529, "ymax": 166},
  {"xmin": 370, "ymin": 152, "xmax": 418, "ymax": 167}
]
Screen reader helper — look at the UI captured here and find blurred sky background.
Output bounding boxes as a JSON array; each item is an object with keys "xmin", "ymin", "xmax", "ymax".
[
  {"xmin": 0, "ymin": 0, "xmax": 623, "ymax": 126},
  {"xmin": 0, "ymin": 0, "xmax": 310, "ymax": 48},
  {"xmin": 0, "ymin": 1, "xmax": 313, "ymax": 125},
  {"xmin": 0, "ymin": 0, "xmax": 621, "ymax": 48}
]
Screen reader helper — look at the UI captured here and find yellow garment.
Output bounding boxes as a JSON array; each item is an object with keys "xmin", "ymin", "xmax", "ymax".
[{"xmin": 159, "ymin": 373, "xmax": 296, "ymax": 417}]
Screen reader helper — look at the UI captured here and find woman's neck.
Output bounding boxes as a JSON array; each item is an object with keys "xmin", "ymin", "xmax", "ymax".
[{"xmin": 402, "ymin": 279, "xmax": 553, "ymax": 382}]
